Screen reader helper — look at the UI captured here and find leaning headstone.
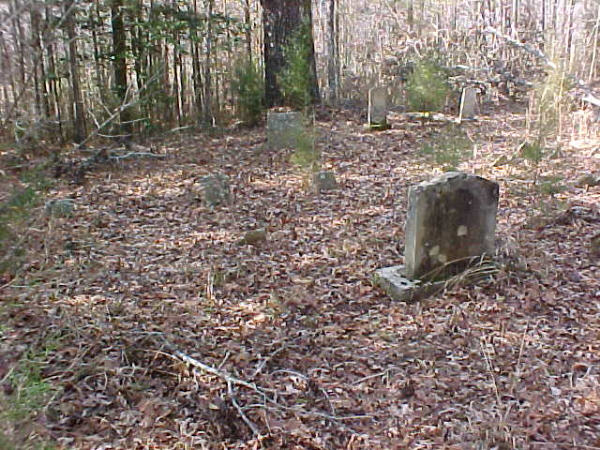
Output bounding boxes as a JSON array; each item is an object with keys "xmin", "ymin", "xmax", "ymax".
[
  {"xmin": 312, "ymin": 171, "xmax": 338, "ymax": 193},
  {"xmin": 199, "ymin": 173, "xmax": 231, "ymax": 207},
  {"xmin": 374, "ymin": 172, "xmax": 499, "ymax": 301},
  {"xmin": 459, "ymin": 87, "xmax": 478, "ymax": 120},
  {"xmin": 266, "ymin": 110, "xmax": 304, "ymax": 149},
  {"xmin": 367, "ymin": 87, "xmax": 390, "ymax": 130},
  {"xmin": 45, "ymin": 198, "xmax": 74, "ymax": 218}
]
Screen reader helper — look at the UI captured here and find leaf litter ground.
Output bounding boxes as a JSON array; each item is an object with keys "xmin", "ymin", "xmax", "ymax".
[{"xmin": 1, "ymin": 102, "xmax": 599, "ymax": 449}]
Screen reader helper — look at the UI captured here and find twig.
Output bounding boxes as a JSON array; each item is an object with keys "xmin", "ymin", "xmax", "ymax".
[
  {"xmin": 110, "ymin": 152, "xmax": 166, "ymax": 161},
  {"xmin": 169, "ymin": 346, "xmax": 372, "ymax": 422},
  {"xmin": 227, "ymin": 380, "xmax": 261, "ymax": 437}
]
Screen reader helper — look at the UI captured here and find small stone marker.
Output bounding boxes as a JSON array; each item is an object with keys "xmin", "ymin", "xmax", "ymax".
[
  {"xmin": 459, "ymin": 87, "xmax": 478, "ymax": 120},
  {"xmin": 239, "ymin": 229, "xmax": 267, "ymax": 246},
  {"xmin": 45, "ymin": 198, "xmax": 74, "ymax": 218},
  {"xmin": 367, "ymin": 87, "xmax": 390, "ymax": 130},
  {"xmin": 312, "ymin": 170, "xmax": 338, "ymax": 193},
  {"xmin": 199, "ymin": 173, "xmax": 231, "ymax": 207},
  {"xmin": 374, "ymin": 172, "xmax": 499, "ymax": 301},
  {"xmin": 266, "ymin": 111, "xmax": 304, "ymax": 149}
]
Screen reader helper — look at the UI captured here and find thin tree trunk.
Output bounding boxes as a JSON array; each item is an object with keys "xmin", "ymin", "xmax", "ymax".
[
  {"xmin": 326, "ymin": 0, "xmax": 338, "ymax": 103},
  {"xmin": 202, "ymin": 0, "xmax": 214, "ymax": 125},
  {"xmin": 111, "ymin": 0, "xmax": 132, "ymax": 138},
  {"xmin": 64, "ymin": 0, "xmax": 87, "ymax": 143}
]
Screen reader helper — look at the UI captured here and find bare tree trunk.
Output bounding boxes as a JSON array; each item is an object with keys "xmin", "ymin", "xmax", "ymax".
[
  {"xmin": 326, "ymin": 0, "xmax": 338, "ymax": 103},
  {"xmin": 111, "ymin": 0, "xmax": 132, "ymax": 138},
  {"xmin": 202, "ymin": 0, "xmax": 214, "ymax": 125},
  {"xmin": 244, "ymin": 0, "xmax": 253, "ymax": 61},
  {"xmin": 64, "ymin": 0, "xmax": 87, "ymax": 143},
  {"xmin": 260, "ymin": 0, "xmax": 319, "ymax": 107}
]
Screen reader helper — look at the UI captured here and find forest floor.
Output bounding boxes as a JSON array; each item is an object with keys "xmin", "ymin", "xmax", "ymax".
[{"xmin": 0, "ymin": 100, "xmax": 599, "ymax": 449}]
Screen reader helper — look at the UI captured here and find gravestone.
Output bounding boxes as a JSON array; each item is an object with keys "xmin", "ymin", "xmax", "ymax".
[
  {"xmin": 374, "ymin": 172, "xmax": 499, "ymax": 301},
  {"xmin": 459, "ymin": 88, "xmax": 478, "ymax": 120},
  {"xmin": 367, "ymin": 87, "xmax": 390, "ymax": 130},
  {"xmin": 266, "ymin": 111, "xmax": 304, "ymax": 149},
  {"xmin": 199, "ymin": 173, "xmax": 231, "ymax": 207},
  {"xmin": 45, "ymin": 198, "xmax": 75, "ymax": 218},
  {"xmin": 312, "ymin": 170, "xmax": 338, "ymax": 193}
]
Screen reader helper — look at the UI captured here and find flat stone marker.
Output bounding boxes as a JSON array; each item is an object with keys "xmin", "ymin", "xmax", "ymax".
[
  {"xmin": 199, "ymin": 173, "xmax": 231, "ymax": 207},
  {"xmin": 312, "ymin": 170, "xmax": 338, "ymax": 193},
  {"xmin": 367, "ymin": 87, "xmax": 390, "ymax": 130},
  {"xmin": 459, "ymin": 87, "xmax": 478, "ymax": 120},
  {"xmin": 266, "ymin": 111, "xmax": 304, "ymax": 149},
  {"xmin": 374, "ymin": 172, "xmax": 499, "ymax": 302}
]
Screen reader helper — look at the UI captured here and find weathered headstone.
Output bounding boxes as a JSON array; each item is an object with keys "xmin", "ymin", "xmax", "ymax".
[
  {"xmin": 312, "ymin": 171, "xmax": 338, "ymax": 193},
  {"xmin": 199, "ymin": 173, "xmax": 231, "ymax": 207},
  {"xmin": 266, "ymin": 111, "xmax": 304, "ymax": 149},
  {"xmin": 459, "ymin": 88, "xmax": 478, "ymax": 120},
  {"xmin": 374, "ymin": 172, "xmax": 499, "ymax": 301},
  {"xmin": 367, "ymin": 87, "xmax": 390, "ymax": 130}
]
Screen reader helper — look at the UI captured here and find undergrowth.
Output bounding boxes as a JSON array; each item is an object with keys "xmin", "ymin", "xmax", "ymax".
[{"xmin": 0, "ymin": 166, "xmax": 53, "ymax": 276}]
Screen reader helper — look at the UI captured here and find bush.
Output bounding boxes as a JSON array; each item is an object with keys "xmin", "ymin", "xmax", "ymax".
[
  {"xmin": 279, "ymin": 22, "xmax": 314, "ymax": 110},
  {"xmin": 406, "ymin": 56, "xmax": 450, "ymax": 112},
  {"xmin": 232, "ymin": 58, "xmax": 264, "ymax": 125},
  {"xmin": 290, "ymin": 127, "xmax": 320, "ymax": 172},
  {"xmin": 419, "ymin": 126, "xmax": 471, "ymax": 170}
]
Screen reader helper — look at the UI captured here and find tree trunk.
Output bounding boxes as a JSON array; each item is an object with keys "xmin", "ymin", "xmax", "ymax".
[
  {"xmin": 326, "ymin": 0, "xmax": 338, "ymax": 103},
  {"xmin": 111, "ymin": 0, "xmax": 132, "ymax": 138},
  {"xmin": 64, "ymin": 0, "xmax": 87, "ymax": 143},
  {"xmin": 260, "ymin": 0, "xmax": 319, "ymax": 108},
  {"xmin": 202, "ymin": 0, "xmax": 214, "ymax": 125}
]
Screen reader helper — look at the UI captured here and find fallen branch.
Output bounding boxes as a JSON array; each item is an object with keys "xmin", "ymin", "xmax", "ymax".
[
  {"xmin": 484, "ymin": 27, "xmax": 600, "ymax": 106},
  {"xmin": 169, "ymin": 345, "xmax": 372, "ymax": 428},
  {"xmin": 227, "ymin": 380, "xmax": 261, "ymax": 437},
  {"xmin": 110, "ymin": 151, "xmax": 166, "ymax": 161}
]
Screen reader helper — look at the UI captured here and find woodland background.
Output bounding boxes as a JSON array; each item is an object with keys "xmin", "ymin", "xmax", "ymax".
[{"xmin": 0, "ymin": 0, "xmax": 600, "ymax": 449}]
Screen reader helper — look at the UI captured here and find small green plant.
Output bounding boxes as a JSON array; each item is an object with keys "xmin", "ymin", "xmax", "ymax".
[
  {"xmin": 290, "ymin": 127, "xmax": 320, "ymax": 172},
  {"xmin": 232, "ymin": 57, "xmax": 264, "ymax": 125},
  {"xmin": 279, "ymin": 22, "xmax": 315, "ymax": 110},
  {"xmin": 537, "ymin": 175, "xmax": 566, "ymax": 196},
  {"xmin": 419, "ymin": 126, "xmax": 471, "ymax": 170},
  {"xmin": 406, "ymin": 56, "xmax": 450, "ymax": 112},
  {"xmin": 4, "ymin": 336, "xmax": 61, "ymax": 423},
  {"xmin": 0, "ymin": 167, "xmax": 52, "ymax": 275}
]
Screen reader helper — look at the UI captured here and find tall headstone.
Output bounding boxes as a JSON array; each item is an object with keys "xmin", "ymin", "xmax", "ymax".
[
  {"xmin": 367, "ymin": 87, "xmax": 390, "ymax": 130},
  {"xmin": 459, "ymin": 88, "xmax": 478, "ymax": 120},
  {"xmin": 374, "ymin": 172, "xmax": 499, "ymax": 301},
  {"xmin": 266, "ymin": 111, "xmax": 304, "ymax": 149}
]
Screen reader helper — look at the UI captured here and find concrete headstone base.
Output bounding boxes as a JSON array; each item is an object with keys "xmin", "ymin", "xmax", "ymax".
[{"xmin": 373, "ymin": 265, "xmax": 445, "ymax": 302}]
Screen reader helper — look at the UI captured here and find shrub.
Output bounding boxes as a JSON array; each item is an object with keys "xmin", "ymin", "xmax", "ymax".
[
  {"xmin": 419, "ymin": 126, "xmax": 471, "ymax": 170},
  {"xmin": 406, "ymin": 56, "xmax": 450, "ymax": 112},
  {"xmin": 279, "ymin": 22, "xmax": 314, "ymax": 110},
  {"xmin": 290, "ymin": 127, "xmax": 320, "ymax": 172},
  {"xmin": 232, "ymin": 57, "xmax": 264, "ymax": 125}
]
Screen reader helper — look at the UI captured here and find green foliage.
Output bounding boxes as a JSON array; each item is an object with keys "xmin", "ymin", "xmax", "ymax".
[
  {"xmin": 406, "ymin": 56, "xmax": 450, "ymax": 112},
  {"xmin": 279, "ymin": 22, "xmax": 314, "ymax": 110},
  {"xmin": 232, "ymin": 58, "xmax": 264, "ymax": 125},
  {"xmin": 533, "ymin": 62, "xmax": 572, "ymax": 141},
  {"xmin": 290, "ymin": 127, "xmax": 320, "ymax": 172},
  {"xmin": 520, "ymin": 140, "xmax": 545, "ymax": 165},
  {"xmin": 4, "ymin": 336, "xmax": 61, "ymax": 423},
  {"xmin": 419, "ymin": 126, "xmax": 471, "ymax": 170},
  {"xmin": 537, "ymin": 176, "xmax": 566, "ymax": 196},
  {"xmin": 0, "ymin": 168, "xmax": 52, "ymax": 275}
]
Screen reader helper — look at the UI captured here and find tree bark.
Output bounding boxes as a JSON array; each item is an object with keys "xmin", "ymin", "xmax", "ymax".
[
  {"xmin": 111, "ymin": 0, "xmax": 132, "ymax": 138},
  {"xmin": 326, "ymin": 0, "xmax": 338, "ymax": 103},
  {"xmin": 260, "ymin": 0, "xmax": 319, "ymax": 108},
  {"xmin": 64, "ymin": 0, "xmax": 87, "ymax": 143}
]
